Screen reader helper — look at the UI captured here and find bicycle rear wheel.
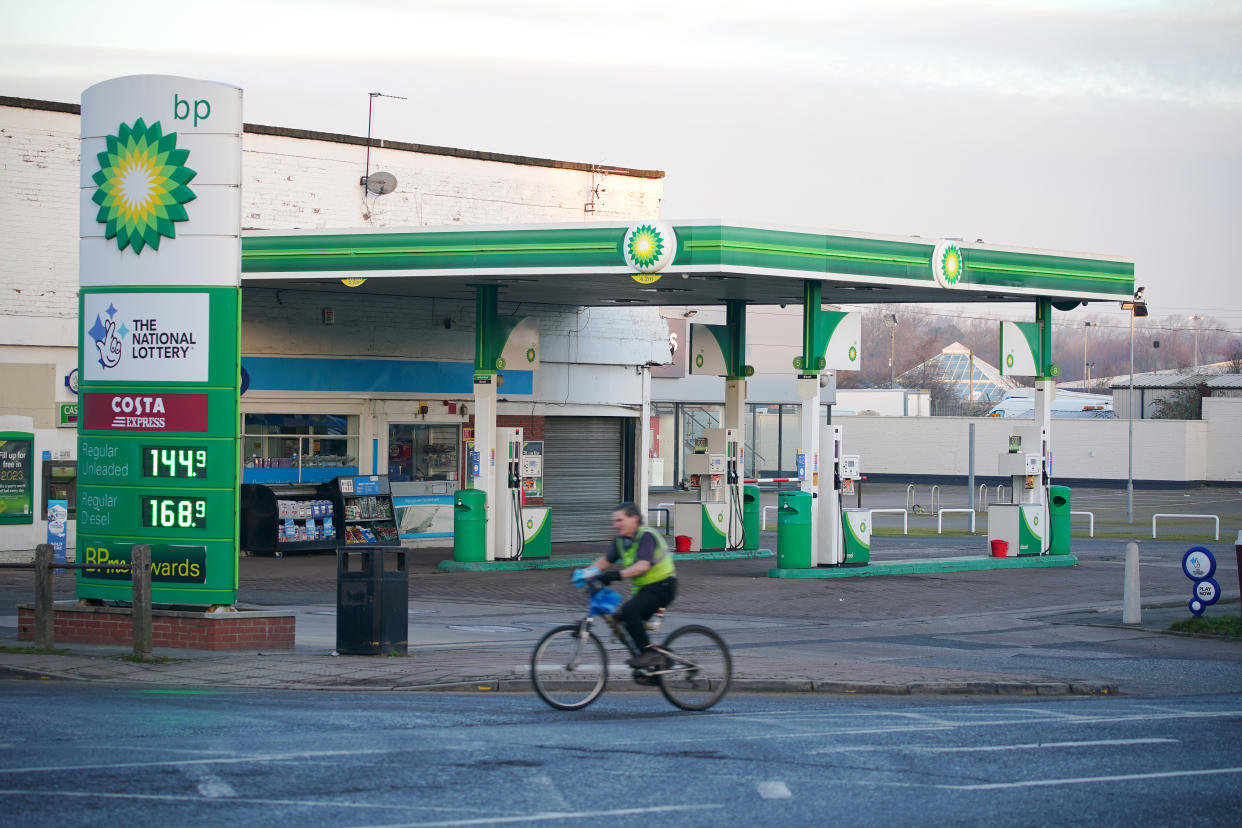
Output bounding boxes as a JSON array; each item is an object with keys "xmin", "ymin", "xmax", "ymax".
[
  {"xmin": 656, "ymin": 624, "xmax": 732, "ymax": 711},
  {"xmin": 530, "ymin": 624, "xmax": 608, "ymax": 710}
]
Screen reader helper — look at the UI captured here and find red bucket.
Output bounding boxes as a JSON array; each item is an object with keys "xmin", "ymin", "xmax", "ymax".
[
  {"xmin": 990, "ymin": 539, "xmax": 1009, "ymax": 558},
  {"xmin": 675, "ymin": 535, "xmax": 692, "ymax": 554}
]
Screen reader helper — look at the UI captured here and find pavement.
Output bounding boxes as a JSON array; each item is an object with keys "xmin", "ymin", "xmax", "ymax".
[{"xmin": 3, "ymin": 506, "xmax": 1241, "ymax": 697}]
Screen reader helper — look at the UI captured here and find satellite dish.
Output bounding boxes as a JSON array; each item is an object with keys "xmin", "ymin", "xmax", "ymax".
[{"xmin": 364, "ymin": 171, "xmax": 398, "ymax": 195}]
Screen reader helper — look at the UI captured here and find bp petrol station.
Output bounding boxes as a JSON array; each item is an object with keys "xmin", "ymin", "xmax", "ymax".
[{"xmin": 73, "ymin": 76, "xmax": 1135, "ymax": 611}]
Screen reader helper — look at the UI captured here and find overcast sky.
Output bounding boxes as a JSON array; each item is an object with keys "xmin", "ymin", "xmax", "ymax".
[{"xmin": 3, "ymin": 0, "xmax": 1240, "ymax": 337}]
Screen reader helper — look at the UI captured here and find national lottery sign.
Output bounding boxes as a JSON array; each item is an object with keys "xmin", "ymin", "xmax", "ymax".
[{"xmin": 82, "ymin": 292, "xmax": 209, "ymax": 383}]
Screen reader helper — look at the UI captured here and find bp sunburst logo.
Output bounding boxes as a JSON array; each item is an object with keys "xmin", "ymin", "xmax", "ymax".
[
  {"xmin": 848, "ymin": 346, "xmax": 858, "ymax": 362},
  {"xmin": 91, "ymin": 118, "xmax": 197, "ymax": 254},
  {"xmin": 932, "ymin": 240, "xmax": 964, "ymax": 288},
  {"xmin": 623, "ymin": 221, "xmax": 677, "ymax": 281}
]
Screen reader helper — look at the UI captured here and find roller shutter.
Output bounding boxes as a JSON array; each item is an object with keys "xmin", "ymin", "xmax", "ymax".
[{"xmin": 542, "ymin": 417, "xmax": 624, "ymax": 541}]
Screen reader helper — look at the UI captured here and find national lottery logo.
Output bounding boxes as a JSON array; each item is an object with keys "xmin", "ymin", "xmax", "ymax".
[
  {"xmin": 85, "ymin": 297, "xmax": 205, "ymax": 378},
  {"xmin": 90, "ymin": 303, "xmax": 126, "ymax": 370}
]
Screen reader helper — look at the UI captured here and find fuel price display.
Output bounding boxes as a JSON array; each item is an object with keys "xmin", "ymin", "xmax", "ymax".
[
  {"xmin": 142, "ymin": 446, "xmax": 208, "ymax": 479},
  {"xmin": 141, "ymin": 496, "xmax": 208, "ymax": 529}
]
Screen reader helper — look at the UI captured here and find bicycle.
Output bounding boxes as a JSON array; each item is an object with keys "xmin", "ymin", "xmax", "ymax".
[{"xmin": 530, "ymin": 574, "xmax": 732, "ymax": 711}]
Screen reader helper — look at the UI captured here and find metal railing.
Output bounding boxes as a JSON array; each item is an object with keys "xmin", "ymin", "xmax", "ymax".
[
  {"xmin": 977, "ymin": 484, "xmax": 1007, "ymax": 512},
  {"xmin": 869, "ymin": 508, "xmax": 909, "ymax": 535},
  {"xmin": 1152, "ymin": 513, "xmax": 1220, "ymax": 540},
  {"xmin": 0, "ymin": 543, "xmax": 151, "ymax": 656},
  {"xmin": 762, "ymin": 505, "xmax": 778, "ymax": 530},
  {"xmin": 1071, "ymin": 510, "xmax": 1095, "ymax": 538},
  {"xmin": 906, "ymin": 485, "xmax": 940, "ymax": 514},
  {"xmin": 938, "ymin": 508, "xmax": 977, "ymax": 534}
]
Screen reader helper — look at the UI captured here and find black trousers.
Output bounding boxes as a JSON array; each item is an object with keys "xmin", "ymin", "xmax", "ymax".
[{"xmin": 618, "ymin": 576, "xmax": 677, "ymax": 651}]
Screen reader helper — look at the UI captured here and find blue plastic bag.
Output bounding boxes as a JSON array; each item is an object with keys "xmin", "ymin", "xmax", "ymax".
[{"xmin": 589, "ymin": 587, "xmax": 622, "ymax": 616}]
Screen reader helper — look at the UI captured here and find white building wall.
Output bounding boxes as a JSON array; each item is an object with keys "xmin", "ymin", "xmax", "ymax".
[
  {"xmin": 242, "ymin": 133, "xmax": 662, "ymax": 230},
  {"xmin": 0, "ymin": 105, "xmax": 81, "ymax": 346},
  {"xmin": 1204, "ymin": 398, "xmax": 1242, "ymax": 482},
  {"xmin": 835, "ymin": 415, "xmax": 1215, "ymax": 482}
]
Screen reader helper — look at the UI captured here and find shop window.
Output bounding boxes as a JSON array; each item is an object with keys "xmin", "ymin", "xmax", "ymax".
[
  {"xmin": 388, "ymin": 424, "xmax": 460, "ymax": 483},
  {"xmin": 243, "ymin": 413, "xmax": 359, "ymax": 484},
  {"xmin": 648, "ymin": 403, "xmax": 677, "ymax": 488}
]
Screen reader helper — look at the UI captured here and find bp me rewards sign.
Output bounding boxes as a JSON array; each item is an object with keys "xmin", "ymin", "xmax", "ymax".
[{"xmin": 76, "ymin": 75, "xmax": 242, "ymax": 605}]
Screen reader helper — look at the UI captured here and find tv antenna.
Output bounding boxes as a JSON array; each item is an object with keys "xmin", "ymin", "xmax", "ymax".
[{"xmin": 361, "ymin": 91, "xmax": 407, "ymax": 195}]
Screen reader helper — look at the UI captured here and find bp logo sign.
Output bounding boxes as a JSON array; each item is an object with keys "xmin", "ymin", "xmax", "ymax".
[
  {"xmin": 1006, "ymin": 354, "xmax": 1015, "ymax": 368},
  {"xmin": 91, "ymin": 119, "xmax": 197, "ymax": 254},
  {"xmin": 848, "ymin": 346, "xmax": 858, "ymax": 362},
  {"xmin": 932, "ymin": 241, "xmax": 964, "ymax": 288},
  {"xmin": 623, "ymin": 222, "xmax": 677, "ymax": 282}
]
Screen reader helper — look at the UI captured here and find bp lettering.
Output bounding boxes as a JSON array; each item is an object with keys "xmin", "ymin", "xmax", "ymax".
[{"xmin": 174, "ymin": 94, "xmax": 211, "ymax": 126}]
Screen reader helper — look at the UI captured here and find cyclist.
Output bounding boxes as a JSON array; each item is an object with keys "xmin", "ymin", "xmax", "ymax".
[{"xmin": 586, "ymin": 501, "xmax": 677, "ymax": 668}]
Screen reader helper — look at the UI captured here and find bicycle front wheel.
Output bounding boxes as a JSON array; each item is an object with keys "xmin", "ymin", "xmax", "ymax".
[
  {"xmin": 530, "ymin": 624, "xmax": 608, "ymax": 710},
  {"xmin": 657, "ymin": 624, "xmax": 732, "ymax": 711}
]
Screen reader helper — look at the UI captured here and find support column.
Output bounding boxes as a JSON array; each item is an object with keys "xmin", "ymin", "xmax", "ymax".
[
  {"xmin": 637, "ymin": 366, "xmax": 651, "ymax": 520},
  {"xmin": 474, "ymin": 286, "xmax": 499, "ymax": 562},
  {"xmin": 724, "ymin": 300, "xmax": 748, "ymax": 549},
  {"xmin": 1035, "ymin": 298, "xmax": 1054, "ymax": 554},
  {"xmin": 723, "ymin": 300, "xmax": 748, "ymax": 436},
  {"xmin": 798, "ymin": 282, "xmax": 823, "ymax": 564}
]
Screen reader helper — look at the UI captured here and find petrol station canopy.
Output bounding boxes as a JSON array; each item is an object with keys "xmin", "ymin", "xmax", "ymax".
[{"xmin": 240, "ymin": 221, "xmax": 1134, "ymax": 308}]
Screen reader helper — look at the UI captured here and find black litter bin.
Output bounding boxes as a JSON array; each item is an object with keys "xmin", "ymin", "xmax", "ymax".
[{"xmin": 336, "ymin": 546, "xmax": 408, "ymax": 654}]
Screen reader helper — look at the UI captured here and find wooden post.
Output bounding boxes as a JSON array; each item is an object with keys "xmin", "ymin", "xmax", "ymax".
[
  {"xmin": 33, "ymin": 543, "xmax": 55, "ymax": 650},
  {"xmin": 131, "ymin": 544, "xmax": 152, "ymax": 657}
]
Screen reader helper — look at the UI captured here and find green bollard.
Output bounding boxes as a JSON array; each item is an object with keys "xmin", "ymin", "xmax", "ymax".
[
  {"xmin": 776, "ymin": 491, "xmax": 813, "ymax": 568},
  {"xmin": 453, "ymin": 489, "xmax": 488, "ymax": 562},
  {"xmin": 742, "ymin": 484, "xmax": 761, "ymax": 550}
]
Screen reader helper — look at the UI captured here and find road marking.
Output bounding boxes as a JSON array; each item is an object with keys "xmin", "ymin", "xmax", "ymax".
[
  {"xmin": 803, "ymin": 737, "xmax": 1177, "ymax": 755},
  {"xmin": 939, "ymin": 766, "xmax": 1242, "ymax": 791},
  {"xmin": 757, "ymin": 780, "xmax": 792, "ymax": 799},
  {"xmin": 185, "ymin": 764, "xmax": 237, "ymax": 798},
  {"xmin": 607, "ymin": 709, "xmax": 1242, "ymax": 749},
  {"xmin": 0, "ymin": 789, "xmax": 463, "ymax": 812},
  {"xmin": 915, "ymin": 738, "xmax": 1178, "ymax": 753},
  {"xmin": 532, "ymin": 774, "xmax": 569, "ymax": 810},
  {"xmin": 350, "ymin": 803, "xmax": 725, "ymax": 827},
  {"xmin": 0, "ymin": 748, "xmax": 405, "ymax": 775}
]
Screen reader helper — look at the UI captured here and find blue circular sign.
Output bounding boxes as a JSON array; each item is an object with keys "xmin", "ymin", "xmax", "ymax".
[
  {"xmin": 1188, "ymin": 597, "xmax": 1205, "ymax": 616},
  {"xmin": 1181, "ymin": 546, "xmax": 1215, "ymax": 581},
  {"xmin": 1193, "ymin": 578, "xmax": 1221, "ymax": 606}
]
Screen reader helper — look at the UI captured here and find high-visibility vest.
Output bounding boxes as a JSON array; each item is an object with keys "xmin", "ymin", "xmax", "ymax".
[{"xmin": 615, "ymin": 525, "xmax": 674, "ymax": 588}]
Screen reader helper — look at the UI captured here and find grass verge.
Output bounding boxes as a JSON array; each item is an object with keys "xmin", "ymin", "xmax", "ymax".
[
  {"xmin": 1168, "ymin": 615, "xmax": 1242, "ymax": 638},
  {"xmin": 0, "ymin": 645, "xmax": 68, "ymax": 655}
]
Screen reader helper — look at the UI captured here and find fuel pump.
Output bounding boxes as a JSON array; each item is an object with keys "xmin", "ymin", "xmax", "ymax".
[
  {"xmin": 987, "ymin": 426, "xmax": 1050, "ymax": 556},
  {"xmin": 493, "ymin": 427, "xmax": 525, "ymax": 560},
  {"xmin": 675, "ymin": 428, "xmax": 741, "ymax": 551},
  {"xmin": 815, "ymin": 424, "xmax": 845, "ymax": 566}
]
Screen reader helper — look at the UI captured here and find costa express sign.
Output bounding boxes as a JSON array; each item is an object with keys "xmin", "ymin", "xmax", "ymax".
[{"xmin": 82, "ymin": 392, "xmax": 208, "ymax": 432}]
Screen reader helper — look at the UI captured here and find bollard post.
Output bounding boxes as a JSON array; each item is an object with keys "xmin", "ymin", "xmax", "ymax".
[
  {"xmin": 1122, "ymin": 541, "xmax": 1141, "ymax": 625},
  {"xmin": 131, "ymin": 544, "xmax": 152, "ymax": 658},
  {"xmin": 34, "ymin": 543, "xmax": 55, "ymax": 650}
]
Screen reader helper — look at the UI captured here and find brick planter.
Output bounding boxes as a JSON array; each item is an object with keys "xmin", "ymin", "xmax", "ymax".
[{"xmin": 17, "ymin": 603, "xmax": 295, "ymax": 651}]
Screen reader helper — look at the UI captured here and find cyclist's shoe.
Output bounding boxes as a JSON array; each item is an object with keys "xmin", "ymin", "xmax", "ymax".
[{"xmin": 626, "ymin": 648, "xmax": 665, "ymax": 668}]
